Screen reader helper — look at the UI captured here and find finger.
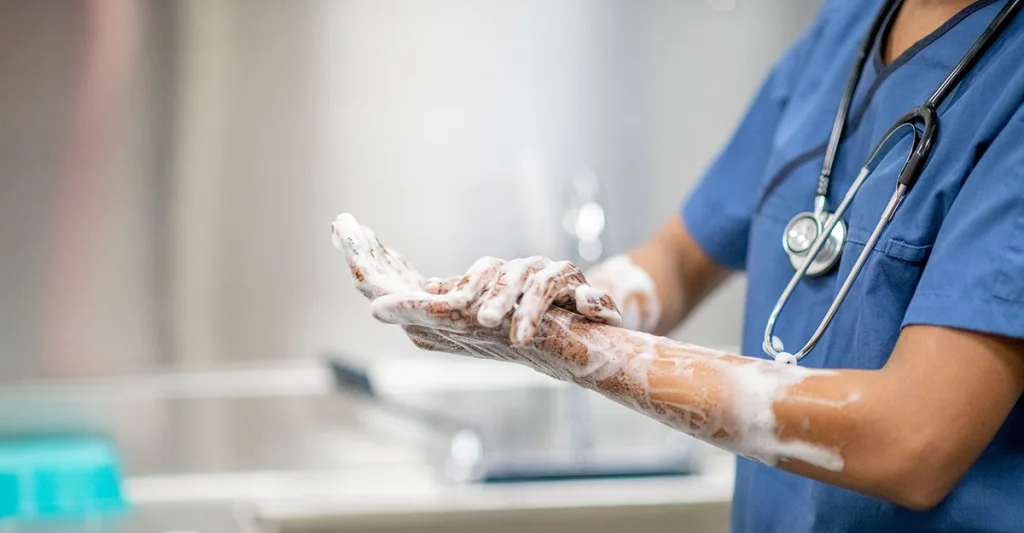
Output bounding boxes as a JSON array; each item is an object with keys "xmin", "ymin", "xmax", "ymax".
[
  {"xmin": 332, "ymin": 213, "xmax": 379, "ymax": 296},
  {"xmin": 510, "ymin": 261, "xmax": 583, "ymax": 344},
  {"xmin": 477, "ymin": 257, "xmax": 548, "ymax": 328},
  {"xmin": 446, "ymin": 256, "xmax": 504, "ymax": 306},
  {"xmin": 423, "ymin": 276, "xmax": 461, "ymax": 295},
  {"xmin": 370, "ymin": 293, "xmax": 472, "ymax": 332},
  {"xmin": 573, "ymin": 285, "xmax": 623, "ymax": 327},
  {"xmin": 383, "ymin": 247, "xmax": 425, "ymax": 290},
  {"xmin": 332, "ymin": 213, "xmax": 425, "ymax": 296},
  {"xmin": 334, "ymin": 213, "xmax": 387, "ymax": 262},
  {"xmin": 331, "ymin": 213, "xmax": 368, "ymax": 264},
  {"xmin": 404, "ymin": 325, "xmax": 465, "ymax": 354}
]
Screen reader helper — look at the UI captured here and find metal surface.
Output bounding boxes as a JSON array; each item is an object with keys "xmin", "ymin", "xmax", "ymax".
[
  {"xmin": 0, "ymin": 384, "xmax": 406, "ymax": 478},
  {"xmin": 1, "ymin": 4, "xmax": 816, "ymax": 528},
  {"xmin": 0, "ymin": 359, "xmax": 695, "ymax": 483},
  {"xmin": 326, "ymin": 353, "xmax": 705, "ymax": 483},
  {"xmin": 0, "ymin": 363, "xmax": 732, "ymax": 532},
  {"xmin": 383, "ymin": 384, "xmax": 701, "ymax": 483},
  {"xmin": 0, "ymin": 0, "xmax": 819, "ymax": 383}
]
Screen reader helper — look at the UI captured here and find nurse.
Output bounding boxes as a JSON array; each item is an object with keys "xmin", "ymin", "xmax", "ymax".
[{"xmin": 333, "ymin": 0, "xmax": 1024, "ymax": 531}]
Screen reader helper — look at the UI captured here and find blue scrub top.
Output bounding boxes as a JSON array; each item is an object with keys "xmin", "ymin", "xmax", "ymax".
[{"xmin": 681, "ymin": 0, "xmax": 1024, "ymax": 531}]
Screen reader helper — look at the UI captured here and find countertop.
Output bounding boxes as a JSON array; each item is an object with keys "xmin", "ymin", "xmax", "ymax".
[{"xmin": 0, "ymin": 358, "xmax": 735, "ymax": 532}]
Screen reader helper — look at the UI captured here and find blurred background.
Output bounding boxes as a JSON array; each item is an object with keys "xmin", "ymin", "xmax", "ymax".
[{"xmin": 0, "ymin": 0, "xmax": 818, "ymax": 531}]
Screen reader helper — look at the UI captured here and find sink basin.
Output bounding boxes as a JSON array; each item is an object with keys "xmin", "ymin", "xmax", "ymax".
[{"xmin": 328, "ymin": 353, "xmax": 705, "ymax": 483}]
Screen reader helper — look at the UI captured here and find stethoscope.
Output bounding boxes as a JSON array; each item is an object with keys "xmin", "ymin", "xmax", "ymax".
[{"xmin": 764, "ymin": 0, "xmax": 1022, "ymax": 365}]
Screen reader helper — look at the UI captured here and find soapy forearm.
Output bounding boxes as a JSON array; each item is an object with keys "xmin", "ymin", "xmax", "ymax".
[
  {"xmin": 375, "ymin": 297, "xmax": 869, "ymax": 478},
  {"xmin": 537, "ymin": 321, "xmax": 909, "ymax": 501},
  {"xmin": 520, "ymin": 311, "xmax": 861, "ymax": 473},
  {"xmin": 333, "ymin": 213, "xmax": 880, "ymax": 494},
  {"xmin": 589, "ymin": 216, "xmax": 731, "ymax": 335},
  {"xmin": 584, "ymin": 255, "xmax": 662, "ymax": 333}
]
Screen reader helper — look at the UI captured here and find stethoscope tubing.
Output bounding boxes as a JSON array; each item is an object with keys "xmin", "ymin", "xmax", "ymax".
[
  {"xmin": 763, "ymin": 124, "xmax": 917, "ymax": 361},
  {"xmin": 763, "ymin": 0, "xmax": 1022, "ymax": 363}
]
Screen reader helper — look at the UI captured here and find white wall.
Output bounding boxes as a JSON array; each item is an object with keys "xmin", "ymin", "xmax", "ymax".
[
  {"xmin": 625, "ymin": 1, "xmax": 820, "ymax": 346},
  {"xmin": 0, "ymin": 0, "xmax": 821, "ymax": 379},
  {"xmin": 172, "ymin": 0, "xmax": 820, "ymax": 363}
]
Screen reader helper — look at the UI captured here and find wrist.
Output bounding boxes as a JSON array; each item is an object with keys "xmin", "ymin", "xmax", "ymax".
[
  {"xmin": 524, "ymin": 309, "xmax": 641, "ymax": 390},
  {"xmin": 586, "ymin": 255, "xmax": 663, "ymax": 333}
]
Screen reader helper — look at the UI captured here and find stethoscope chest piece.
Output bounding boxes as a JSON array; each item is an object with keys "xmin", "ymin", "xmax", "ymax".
[
  {"xmin": 763, "ymin": 0, "xmax": 1022, "ymax": 364},
  {"xmin": 782, "ymin": 210, "xmax": 846, "ymax": 276}
]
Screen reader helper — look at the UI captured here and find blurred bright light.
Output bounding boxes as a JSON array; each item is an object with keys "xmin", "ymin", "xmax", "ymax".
[{"xmin": 574, "ymin": 202, "xmax": 605, "ymax": 241}]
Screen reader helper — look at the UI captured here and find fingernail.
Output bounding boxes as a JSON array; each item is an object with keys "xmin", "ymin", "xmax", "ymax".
[{"xmin": 594, "ymin": 308, "xmax": 623, "ymax": 327}]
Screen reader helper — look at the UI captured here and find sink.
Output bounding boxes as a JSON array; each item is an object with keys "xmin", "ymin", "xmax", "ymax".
[{"xmin": 328, "ymin": 353, "xmax": 704, "ymax": 483}]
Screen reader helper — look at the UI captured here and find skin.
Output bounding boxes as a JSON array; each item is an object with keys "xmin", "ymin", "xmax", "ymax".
[
  {"xmin": 626, "ymin": 214, "xmax": 730, "ymax": 335},
  {"xmin": 333, "ymin": 0, "xmax": 1024, "ymax": 511},
  {"xmin": 335, "ymin": 214, "xmax": 1024, "ymax": 510}
]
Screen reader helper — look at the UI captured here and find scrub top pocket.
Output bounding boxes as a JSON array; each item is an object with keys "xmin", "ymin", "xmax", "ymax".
[{"xmin": 748, "ymin": 141, "xmax": 939, "ymax": 370}]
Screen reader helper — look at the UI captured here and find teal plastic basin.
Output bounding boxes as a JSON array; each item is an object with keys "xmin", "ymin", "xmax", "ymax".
[{"xmin": 0, "ymin": 436, "xmax": 128, "ymax": 521}]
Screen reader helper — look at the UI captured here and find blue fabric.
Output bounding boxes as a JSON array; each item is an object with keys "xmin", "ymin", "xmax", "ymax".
[{"xmin": 681, "ymin": 0, "xmax": 1024, "ymax": 531}]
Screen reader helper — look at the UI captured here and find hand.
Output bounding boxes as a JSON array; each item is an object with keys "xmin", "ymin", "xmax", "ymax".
[
  {"xmin": 331, "ymin": 214, "xmax": 631, "ymax": 382},
  {"xmin": 414, "ymin": 256, "xmax": 623, "ymax": 345},
  {"xmin": 330, "ymin": 213, "xmax": 424, "ymax": 299},
  {"xmin": 331, "ymin": 213, "xmax": 470, "ymax": 354},
  {"xmin": 331, "ymin": 214, "xmax": 724, "ymax": 439}
]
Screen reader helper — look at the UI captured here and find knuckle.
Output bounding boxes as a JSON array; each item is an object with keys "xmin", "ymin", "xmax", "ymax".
[
  {"xmin": 533, "ymin": 261, "xmax": 573, "ymax": 286},
  {"xmin": 469, "ymin": 256, "xmax": 504, "ymax": 272},
  {"xmin": 555, "ymin": 260, "xmax": 580, "ymax": 273},
  {"xmin": 523, "ymin": 255, "xmax": 551, "ymax": 268}
]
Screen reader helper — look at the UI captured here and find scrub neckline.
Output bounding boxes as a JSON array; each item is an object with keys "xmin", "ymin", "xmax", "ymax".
[
  {"xmin": 871, "ymin": 0, "xmax": 1002, "ymax": 75},
  {"xmin": 754, "ymin": 0, "xmax": 1004, "ymax": 212}
]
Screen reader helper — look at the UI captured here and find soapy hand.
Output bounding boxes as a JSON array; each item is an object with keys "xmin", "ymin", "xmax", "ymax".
[
  {"xmin": 332, "ymin": 213, "xmax": 622, "ymax": 345},
  {"xmin": 414, "ymin": 255, "xmax": 622, "ymax": 344},
  {"xmin": 331, "ymin": 213, "xmax": 469, "ymax": 354},
  {"xmin": 331, "ymin": 213, "xmax": 631, "ymax": 381},
  {"xmin": 330, "ymin": 213, "xmax": 424, "ymax": 299},
  {"xmin": 332, "ymin": 213, "xmax": 850, "ymax": 474},
  {"xmin": 584, "ymin": 256, "xmax": 662, "ymax": 333}
]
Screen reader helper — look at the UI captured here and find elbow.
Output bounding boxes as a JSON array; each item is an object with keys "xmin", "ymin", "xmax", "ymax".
[
  {"xmin": 874, "ymin": 436, "xmax": 961, "ymax": 511},
  {"xmin": 887, "ymin": 481, "xmax": 950, "ymax": 512}
]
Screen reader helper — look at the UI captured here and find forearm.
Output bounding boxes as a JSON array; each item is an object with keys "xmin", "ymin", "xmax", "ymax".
[
  {"xmin": 336, "ymin": 213, "xmax": 1024, "ymax": 511},
  {"xmin": 587, "ymin": 215, "xmax": 729, "ymax": 335},
  {"xmin": 524, "ymin": 310, "xmax": 918, "ymax": 504}
]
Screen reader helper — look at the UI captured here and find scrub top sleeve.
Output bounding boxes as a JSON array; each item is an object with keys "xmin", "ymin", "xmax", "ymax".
[
  {"xmin": 681, "ymin": 13, "xmax": 827, "ymax": 271},
  {"xmin": 903, "ymin": 108, "xmax": 1024, "ymax": 340}
]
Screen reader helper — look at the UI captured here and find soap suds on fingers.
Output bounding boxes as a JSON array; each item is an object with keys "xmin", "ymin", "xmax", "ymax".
[
  {"xmin": 585, "ymin": 255, "xmax": 662, "ymax": 333},
  {"xmin": 332, "ymin": 213, "xmax": 854, "ymax": 474}
]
